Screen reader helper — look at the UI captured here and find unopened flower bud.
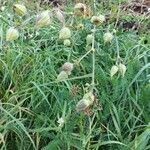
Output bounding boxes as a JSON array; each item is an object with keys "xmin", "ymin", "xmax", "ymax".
[
  {"xmin": 57, "ymin": 71, "xmax": 68, "ymax": 81},
  {"xmin": 13, "ymin": 4, "xmax": 27, "ymax": 16},
  {"xmin": 36, "ymin": 11, "xmax": 51, "ymax": 28},
  {"xmin": 1, "ymin": 6, "xmax": 5, "ymax": 11},
  {"xmin": 86, "ymin": 34, "xmax": 94, "ymax": 45},
  {"xmin": 63, "ymin": 39, "xmax": 71, "ymax": 46},
  {"xmin": 6, "ymin": 27, "xmax": 19, "ymax": 41},
  {"xmin": 55, "ymin": 8, "xmax": 65, "ymax": 23},
  {"xmin": 118, "ymin": 63, "xmax": 126, "ymax": 77},
  {"xmin": 74, "ymin": 3, "xmax": 86, "ymax": 16},
  {"xmin": 59, "ymin": 27, "xmax": 71, "ymax": 40},
  {"xmin": 91, "ymin": 15, "xmax": 105, "ymax": 25},
  {"xmin": 113, "ymin": 29, "xmax": 117, "ymax": 34},
  {"xmin": 103, "ymin": 32, "xmax": 113, "ymax": 43},
  {"xmin": 110, "ymin": 65, "xmax": 118, "ymax": 77},
  {"xmin": 76, "ymin": 92, "xmax": 94, "ymax": 112},
  {"xmin": 61, "ymin": 62, "xmax": 73, "ymax": 75}
]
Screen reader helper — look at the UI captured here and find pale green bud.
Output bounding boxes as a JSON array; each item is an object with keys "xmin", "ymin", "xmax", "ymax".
[
  {"xmin": 118, "ymin": 63, "xmax": 126, "ymax": 77},
  {"xmin": 110, "ymin": 65, "xmax": 119, "ymax": 77},
  {"xmin": 86, "ymin": 34, "xmax": 94, "ymax": 45},
  {"xmin": 36, "ymin": 11, "xmax": 51, "ymax": 28},
  {"xmin": 57, "ymin": 71, "xmax": 68, "ymax": 81},
  {"xmin": 76, "ymin": 92, "xmax": 94, "ymax": 112},
  {"xmin": 63, "ymin": 39, "xmax": 71, "ymax": 46},
  {"xmin": 59, "ymin": 27, "xmax": 71, "ymax": 40},
  {"xmin": 103, "ymin": 32, "xmax": 113, "ymax": 43},
  {"xmin": 6, "ymin": 27, "xmax": 19, "ymax": 41},
  {"xmin": 13, "ymin": 4, "xmax": 27, "ymax": 16}
]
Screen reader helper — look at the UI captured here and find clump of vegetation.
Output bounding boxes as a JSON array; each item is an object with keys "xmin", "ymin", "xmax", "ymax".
[{"xmin": 0, "ymin": 0, "xmax": 150, "ymax": 149}]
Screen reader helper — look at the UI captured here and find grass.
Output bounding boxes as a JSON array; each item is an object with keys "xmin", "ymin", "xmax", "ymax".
[{"xmin": 0, "ymin": 0, "xmax": 150, "ymax": 149}]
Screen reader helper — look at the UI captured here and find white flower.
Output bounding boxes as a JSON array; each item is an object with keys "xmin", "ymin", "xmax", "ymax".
[{"xmin": 57, "ymin": 117, "xmax": 65, "ymax": 127}]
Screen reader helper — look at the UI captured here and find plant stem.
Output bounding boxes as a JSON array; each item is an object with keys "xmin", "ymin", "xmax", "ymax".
[{"xmin": 91, "ymin": 26, "xmax": 96, "ymax": 89}]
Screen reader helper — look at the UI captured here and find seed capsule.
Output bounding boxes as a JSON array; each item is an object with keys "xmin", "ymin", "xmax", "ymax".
[
  {"xmin": 118, "ymin": 63, "xmax": 126, "ymax": 77},
  {"xmin": 63, "ymin": 39, "xmax": 71, "ymax": 46},
  {"xmin": 76, "ymin": 92, "xmax": 94, "ymax": 112},
  {"xmin": 59, "ymin": 27, "xmax": 71, "ymax": 40},
  {"xmin": 86, "ymin": 34, "xmax": 94, "ymax": 45},
  {"xmin": 6, "ymin": 27, "xmax": 19, "ymax": 41},
  {"xmin": 103, "ymin": 32, "xmax": 113, "ymax": 43},
  {"xmin": 36, "ymin": 11, "xmax": 51, "ymax": 28},
  {"xmin": 61, "ymin": 62, "xmax": 73, "ymax": 75},
  {"xmin": 13, "ymin": 4, "xmax": 27, "ymax": 16},
  {"xmin": 74, "ymin": 3, "xmax": 86, "ymax": 16},
  {"xmin": 57, "ymin": 71, "xmax": 68, "ymax": 81},
  {"xmin": 110, "ymin": 65, "xmax": 119, "ymax": 77},
  {"xmin": 91, "ymin": 15, "xmax": 105, "ymax": 25}
]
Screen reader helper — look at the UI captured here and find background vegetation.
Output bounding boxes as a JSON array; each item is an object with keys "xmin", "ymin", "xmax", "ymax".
[{"xmin": 0, "ymin": 0, "xmax": 150, "ymax": 149}]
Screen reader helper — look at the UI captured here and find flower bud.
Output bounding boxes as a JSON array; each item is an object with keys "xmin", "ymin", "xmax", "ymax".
[
  {"xmin": 74, "ymin": 3, "xmax": 86, "ymax": 16},
  {"xmin": 110, "ymin": 65, "xmax": 118, "ymax": 77},
  {"xmin": 1, "ymin": 6, "xmax": 5, "ymax": 11},
  {"xmin": 118, "ymin": 63, "xmax": 126, "ymax": 77},
  {"xmin": 36, "ymin": 11, "xmax": 51, "ymax": 28},
  {"xmin": 57, "ymin": 71, "xmax": 68, "ymax": 81},
  {"xmin": 13, "ymin": 4, "xmax": 27, "ymax": 16},
  {"xmin": 103, "ymin": 32, "xmax": 113, "ymax": 43},
  {"xmin": 6, "ymin": 27, "xmax": 19, "ymax": 41},
  {"xmin": 54, "ymin": 8, "xmax": 65, "ymax": 24},
  {"xmin": 63, "ymin": 39, "xmax": 71, "ymax": 46},
  {"xmin": 91, "ymin": 15, "xmax": 105, "ymax": 25},
  {"xmin": 86, "ymin": 34, "xmax": 94, "ymax": 45},
  {"xmin": 59, "ymin": 27, "xmax": 71, "ymax": 40},
  {"xmin": 61, "ymin": 62, "xmax": 73, "ymax": 75},
  {"xmin": 76, "ymin": 92, "xmax": 94, "ymax": 112},
  {"xmin": 113, "ymin": 29, "xmax": 117, "ymax": 34},
  {"xmin": 76, "ymin": 99, "xmax": 91, "ymax": 112}
]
